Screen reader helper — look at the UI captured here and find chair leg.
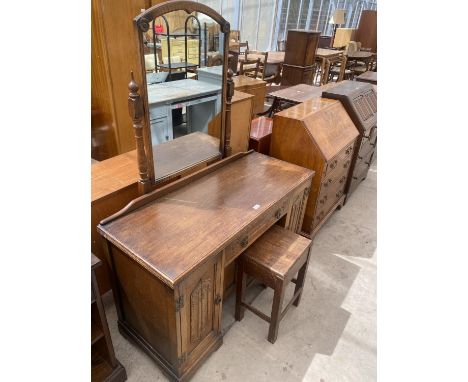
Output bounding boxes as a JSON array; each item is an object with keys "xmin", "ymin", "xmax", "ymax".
[
  {"xmin": 268, "ymin": 280, "xmax": 286, "ymax": 344},
  {"xmin": 235, "ymin": 259, "xmax": 246, "ymax": 321}
]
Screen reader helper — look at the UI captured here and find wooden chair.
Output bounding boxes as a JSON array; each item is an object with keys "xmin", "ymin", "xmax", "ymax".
[
  {"xmin": 248, "ymin": 51, "xmax": 282, "ymax": 84},
  {"xmin": 228, "ymin": 50, "xmax": 240, "ymax": 74},
  {"xmin": 352, "ymin": 53, "xmax": 377, "ymax": 76},
  {"xmin": 238, "ymin": 41, "xmax": 250, "ymax": 56},
  {"xmin": 235, "ymin": 225, "xmax": 312, "ymax": 344},
  {"xmin": 239, "ymin": 57, "xmax": 260, "ymax": 78},
  {"xmin": 323, "ymin": 53, "xmax": 352, "ymax": 84}
]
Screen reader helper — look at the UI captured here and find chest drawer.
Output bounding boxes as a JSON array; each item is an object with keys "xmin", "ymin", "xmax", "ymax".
[
  {"xmin": 316, "ymin": 173, "xmax": 347, "ymax": 218},
  {"xmin": 322, "ymin": 142, "xmax": 354, "ymax": 178},
  {"xmin": 224, "ymin": 198, "xmax": 290, "ymax": 266}
]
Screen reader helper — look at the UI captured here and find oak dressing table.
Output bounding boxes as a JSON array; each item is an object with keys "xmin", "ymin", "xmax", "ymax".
[{"xmin": 98, "ymin": 151, "xmax": 313, "ymax": 381}]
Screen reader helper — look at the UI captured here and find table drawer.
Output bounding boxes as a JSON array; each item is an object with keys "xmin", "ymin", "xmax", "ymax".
[
  {"xmin": 149, "ymin": 106, "xmax": 167, "ymax": 120},
  {"xmin": 224, "ymin": 198, "xmax": 290, "ymax": 266}
]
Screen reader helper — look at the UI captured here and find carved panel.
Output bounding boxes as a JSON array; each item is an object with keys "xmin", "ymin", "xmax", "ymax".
[
  {"xmin": 190, "ymin": 279, "xmax": 213, "ymax": 344},
  {"xmin": 286, "ymin": 187, "xmax": 310, "ymax": 233}
]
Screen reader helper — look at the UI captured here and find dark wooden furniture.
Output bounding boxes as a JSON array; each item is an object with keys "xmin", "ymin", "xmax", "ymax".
[
  {"xmin": 97, "ymin": 151, "xmax": 313, "ymax": 382},
  {"xmin": 323, "ymin": 53, "xmax": 352, "ymax": 84},
  {"xmin": 355, "ymin": 10, "xmax": 377, "ymax": 53},
  {"xmin": 239, "ymin": 57, "xmax": 261, "ymax": 78},
  {"xmin": 282, "ymin": 30, "xmax": 321, "ymax": 86},
  {"xmin": 92, "ymin": 254, "xmax": 127, "ymax": 382},
  {"xmin": 356, "ymin": 71, "xmax": 377, "ymax": 85},
  {"xmin": 318, "ymin": 35, "xmax": 332, "ymax": 48},
  {"xmin": 270, "ymin": 98, "xmax": 359, "ymax": 238},
  {"xmin": 249, "ymin": 116, "xmax": 273, "ymax": 155},
  {"xmin": 322, "ymin": 81, "xmax": 377, "ymax": 200},
  {"xmin": 235, "ymin": 225, "xmax": 312, "ymax": 343}
]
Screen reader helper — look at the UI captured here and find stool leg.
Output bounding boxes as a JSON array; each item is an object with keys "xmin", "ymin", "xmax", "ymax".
[
  {"xmin": 268, "ymin": 280, "xmax": 285, "ymax": 344},
  {"xmin": 293, "ymin": 249, "xmax": 311, "ymax": 307},
  {"xmin": 235, "ymin": 259, "xmax": 246, "ymax": 321}
]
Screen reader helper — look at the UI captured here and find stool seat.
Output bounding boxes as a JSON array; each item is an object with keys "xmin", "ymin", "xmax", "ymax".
[
  {"xmin": 243, "ymin": 225, "xmax": 311, "ymax": 279},
  {"xmin": 235, "ymin": 225, "xmax": 312, "ymax": 343}
]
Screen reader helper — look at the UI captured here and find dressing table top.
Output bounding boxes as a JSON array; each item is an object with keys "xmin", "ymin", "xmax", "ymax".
[
  {"xmin": 98, "ymin": 152, "xmax": 313, "ymax": 287},
  {"xmin": 147, "ymin": 78, "xmax": 222, "ymax": 105}
]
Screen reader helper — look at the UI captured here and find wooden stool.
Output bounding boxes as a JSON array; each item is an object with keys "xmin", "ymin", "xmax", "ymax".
[
  {"xmin": 248, "ymin": 116, "xmax": 273, "ymax": 155},
  {"xmin": 235, "ymin": 225, "xmax": 312, "ymax": 343}
]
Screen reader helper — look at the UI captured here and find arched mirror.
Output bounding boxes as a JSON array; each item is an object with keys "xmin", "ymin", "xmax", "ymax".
[{"xmin": 129, "ymin": 1, "xmax": 233, "ymax": 194}]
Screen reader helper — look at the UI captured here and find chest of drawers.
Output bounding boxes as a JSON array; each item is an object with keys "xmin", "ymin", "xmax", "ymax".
[
  {"xmin": 322, "ymin": 81, "xmax": 377, "ymax": 200},
  {"xmin": 270, "ymin": 98, "xmax": 359, "ymax": 238}
]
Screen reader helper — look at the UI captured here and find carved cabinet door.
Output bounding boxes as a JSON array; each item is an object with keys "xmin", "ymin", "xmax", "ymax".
[{"xmin": 177, "ymin": 253, "xmax": 223, "ymax": 365}]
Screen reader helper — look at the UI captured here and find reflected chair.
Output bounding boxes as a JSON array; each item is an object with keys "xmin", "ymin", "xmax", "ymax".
[{"xmin": 239, "ymin": 57, "xmax": 260, "ymax": 78}]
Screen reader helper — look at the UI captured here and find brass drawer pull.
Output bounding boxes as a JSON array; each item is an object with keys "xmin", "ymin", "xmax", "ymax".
[{"xmin": 240, "ymin": 236, "xmax": 249, "ymax": 248}]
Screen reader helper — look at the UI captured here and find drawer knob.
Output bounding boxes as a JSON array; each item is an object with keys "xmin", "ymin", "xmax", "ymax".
[
  {"xmin": 275, "ymin": 209, "xmax": 282, "ymax": 219},
  {"xmin": 345, "ymin": 146, "xmax": 352, "ymax": 155},
  {"xmin": 240, "ymin": 236, "xmax": 249, "ymax": 248}
]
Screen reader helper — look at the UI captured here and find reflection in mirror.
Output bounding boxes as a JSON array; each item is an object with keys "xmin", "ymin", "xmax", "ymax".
[{"xmin": 142, "ymin": 10, "xmax": 225, "ymax": 154}]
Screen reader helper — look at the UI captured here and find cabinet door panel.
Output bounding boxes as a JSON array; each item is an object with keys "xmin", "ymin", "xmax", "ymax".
[{"xmin": 178, "ymin": 254, "xmax": 222, "ymax": 359}]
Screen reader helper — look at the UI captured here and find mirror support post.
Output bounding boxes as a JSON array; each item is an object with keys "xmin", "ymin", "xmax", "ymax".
[
  {"xmin": 224, "ymin": 68, "xmax": 234, "ymax": 157},
  {"xmin": 128, "ymin": 72, "xmax": 151, "ymax": 195}
]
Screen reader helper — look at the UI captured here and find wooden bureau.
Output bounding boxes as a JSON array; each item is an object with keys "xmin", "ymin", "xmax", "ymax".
[
  {"xmin": 270, "ymin": 98, "xmax": 359, "ymax": 238},
  {"xmin": 97, "ymin": 151, "xmax": 313, "ymax": 381},
  {"xmin": 233, "ymin": 75, "xmax": 267, "ymax": 115},
  {"xmin": 322, "ymin": 81, "xmax": 377, "ymax": 199}
]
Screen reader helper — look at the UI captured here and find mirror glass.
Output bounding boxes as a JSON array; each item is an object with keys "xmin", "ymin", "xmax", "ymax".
[{"xmin": 141, "ymin": 9, "xmax": 225, "ymax": 182}]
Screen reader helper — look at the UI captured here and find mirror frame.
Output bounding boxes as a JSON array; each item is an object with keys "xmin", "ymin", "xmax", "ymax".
[{"xmin": 128, "ymin": 0, "xmax": 232, "ymax": 194}]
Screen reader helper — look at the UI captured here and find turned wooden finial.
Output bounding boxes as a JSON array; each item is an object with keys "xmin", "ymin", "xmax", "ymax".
[
  {"xmin": 223, "ymin": 67, "xmax": 234, "ymax": 157},
  {"xmin": 128, "ymin": 71, "xmax": 151, "ymax": 194}
]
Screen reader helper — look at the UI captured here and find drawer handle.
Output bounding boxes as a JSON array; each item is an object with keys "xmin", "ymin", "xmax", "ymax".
[
  {"xmin": 343, "ymin": 160, "xmax": 350, "ymax": 169},
  {"xmin": 240, "ymin": 236, "xmax": 249, "ymax": 248},
  {"xmin": 324, "ymin": 178, "xmax": 333, "ymax": 187},
  {"xmin": 339, "ymin": 176, "xmax": 346, "ymax": 184},
  {"xmin": 275, "ymin": 209, "xmax": 282, "ymax": 219}
]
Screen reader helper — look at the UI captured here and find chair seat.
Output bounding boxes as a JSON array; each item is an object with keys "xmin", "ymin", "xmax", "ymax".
[{"xmin": 243, "ymin": 225, "xmax": 311, "ymax": 279}]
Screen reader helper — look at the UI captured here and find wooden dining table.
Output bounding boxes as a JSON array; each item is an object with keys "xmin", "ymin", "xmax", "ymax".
[{"xmin": 238, "ymin": 51, "xmax": 285, "ymax": 64}]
